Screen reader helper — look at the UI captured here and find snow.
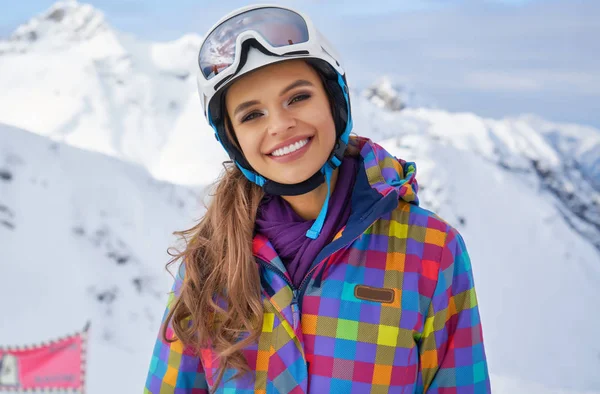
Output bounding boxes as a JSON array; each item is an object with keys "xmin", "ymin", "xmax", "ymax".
[
  {"xmin": 0, "ymin": 123, "xmax": 202, "ymax": 394},
  {"xmin": 0, "ymin": 1, "xmax": 227, "ymax": 186},
  {"xmin": 363, "ymin": 77, "xmax": 407, "ymax": 112},
  {"xmin": 377, "ymin": 133, "xmax": 600, "ymax": 391},
  {"xmin": 1, "ymin": 1, "xmax": 600, "ymax": 393},
  {"xmin": 6, "ymin": 1, "xmax": 109, "ymax": 49}
]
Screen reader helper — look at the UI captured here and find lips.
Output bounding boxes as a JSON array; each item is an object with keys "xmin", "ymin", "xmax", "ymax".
[
  {"xmin": 267, "ymin": 136, "xmax": 313, "ymax": 164},
  {"xmin": 266, "ymin": 135, "xmax": 314, "ymax": 156}
]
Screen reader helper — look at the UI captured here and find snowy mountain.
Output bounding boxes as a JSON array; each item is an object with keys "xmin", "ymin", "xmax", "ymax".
[
  {"xmin": 355, "ymin": 93, "xmax": 600, "ymax": 255},
  {"xmin": 1, "ymin": 1, "xmax": 600, "ymax": 393},
  {"xmin": 362, "ymin": 77, "xmax": 408, "ymax": 112},
  {"xmin": 0, "ymin": 122, "xmax": 202, "ymax": 393},
  {"xmin": 361, "ymin": 77, "xmax": 436, "ymax": 112},
  {"xmin": 0, "ymin": 0, "xmax": 109, "ymax": 51},
  {"xmin": 0, "ymin": 0, "xmax": 226, "ymax": 186},
  {"xmin": 376, "ymin": 131, "xmax": 600, "ymax": 393},
  {"xmin": 351, "ymin": 92, "xmax": 600, "ymax": 391}
]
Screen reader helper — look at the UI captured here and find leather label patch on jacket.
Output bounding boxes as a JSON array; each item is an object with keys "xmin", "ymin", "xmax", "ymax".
[{"xmin": 354, "ymin": 285, "xmax": 395, "ymax": 303}]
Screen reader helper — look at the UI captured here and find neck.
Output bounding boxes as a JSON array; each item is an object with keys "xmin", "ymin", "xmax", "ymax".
[{"xmin": 282, "ymin": 167, "xmax": 340, "ymax": 220}]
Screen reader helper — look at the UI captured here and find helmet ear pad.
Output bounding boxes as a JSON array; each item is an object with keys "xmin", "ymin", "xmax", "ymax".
[
  {"xmin": 307, "ymin": 59, "xmax": 350, "ymax": 140},
  {"xmin": 217, "ymin": 95, "xmax": 255, "ymax": 171},
  {"xmin": 206, "ymin": 83, "xmax": 256, "ymax": 174}
]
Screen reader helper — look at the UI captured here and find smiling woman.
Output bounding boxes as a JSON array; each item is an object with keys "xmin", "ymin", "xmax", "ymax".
[
  {"xmin": 144, "ymin": 4, "xmax": 491, "ymax": 394},
  {"xmin": 225, "ymin": 60, "xmax": 337, "ymax": 189}
]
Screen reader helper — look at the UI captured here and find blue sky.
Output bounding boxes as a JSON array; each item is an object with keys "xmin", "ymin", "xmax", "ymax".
[{"xmin": 1, "ymin": 0, "xmax": 598, "ymax": 128}]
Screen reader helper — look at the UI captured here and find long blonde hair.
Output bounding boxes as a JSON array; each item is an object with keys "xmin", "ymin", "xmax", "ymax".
[
  {"xmin": 161, "ymin": 65, "xmax": 358, "ymax": 388},
  {"xmin": 163, "ymin": 157, "xmax": 265, "ymax": 387}
]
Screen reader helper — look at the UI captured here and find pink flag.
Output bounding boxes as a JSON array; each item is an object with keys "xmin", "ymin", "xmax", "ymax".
[{"xmin": 0, "ymin": 322, "xmax": 90, "ymax": 393}]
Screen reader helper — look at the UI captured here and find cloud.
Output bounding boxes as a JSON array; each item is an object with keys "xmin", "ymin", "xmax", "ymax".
[{"xmin": 314, "ymin": 0, "xmax": 600, "ymax": 126}]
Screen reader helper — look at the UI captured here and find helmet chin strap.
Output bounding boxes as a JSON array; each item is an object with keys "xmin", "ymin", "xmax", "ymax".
[
  {"xmin": 237, "ymin": 138, "xmax": 347, "ymax": 239},
  {"xmin": 243, "ymin": 163, "xmax": 333, "ymax": 240},
  {"xmin": 260, "ymin": 138, "xmax": 347, "ymax": 196},
  {"xmin": 263, "ymin": 170, "xmax": 324, "ymax": 196}
]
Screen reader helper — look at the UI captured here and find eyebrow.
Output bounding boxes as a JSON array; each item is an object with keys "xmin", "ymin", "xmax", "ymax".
[
  {"xmin": 279, "ymin": 79, "xmax": 314, "ymax": 96},
  {"xmin": 233, "ymin": 100, "xmax": 260, "ymax": 117},
  {"xmin": 232, "ymin": 79, "xmax": 315, "ymax": 118}
]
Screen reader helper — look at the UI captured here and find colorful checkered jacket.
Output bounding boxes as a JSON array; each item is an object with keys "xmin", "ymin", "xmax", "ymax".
[{"xmin": 145, "ymin": 137, "xmax": 490, "ymax": 393}]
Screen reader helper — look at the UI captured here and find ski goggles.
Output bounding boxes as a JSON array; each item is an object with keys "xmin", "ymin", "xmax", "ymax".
[{"xmin": 198, "ymin": 6, "xmax": 314, "ymax": 82}]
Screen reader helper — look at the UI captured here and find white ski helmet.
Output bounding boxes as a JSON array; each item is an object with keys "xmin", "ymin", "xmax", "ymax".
[{"xmin": 195, "ymin": 4, "xmax": 354, "ymax": 238}]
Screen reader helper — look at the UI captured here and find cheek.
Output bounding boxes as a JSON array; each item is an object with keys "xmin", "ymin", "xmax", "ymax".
[
  {"xmin": 313, "ymin": 112, "xmax": 336, "ymax": 145},
  {"xmin": 235, "ymin": 129, "xmax": 262, "ymax": 159},
  {"xmin": 306, "ymin": 98, "xmax": 336, "ymax": 141}
]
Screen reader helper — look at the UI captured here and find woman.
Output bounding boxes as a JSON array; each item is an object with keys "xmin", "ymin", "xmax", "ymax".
[{"xmin": 145, "ymin": 4, "xmax": 490, "ymax": 393}]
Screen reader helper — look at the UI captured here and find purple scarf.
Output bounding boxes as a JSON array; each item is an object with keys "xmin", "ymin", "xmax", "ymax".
[{"xmin": 255, "ymin": 156, "xmax": 358, "ymax": 288}]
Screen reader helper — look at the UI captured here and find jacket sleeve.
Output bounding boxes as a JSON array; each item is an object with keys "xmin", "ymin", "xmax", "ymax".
[
  {"xmin": 144, "ymin": 263, "xmax": 209, "ymax": 393},
  {"xmin": 418, "ymin": 227, "xmax": 491, "ymax": 393}
]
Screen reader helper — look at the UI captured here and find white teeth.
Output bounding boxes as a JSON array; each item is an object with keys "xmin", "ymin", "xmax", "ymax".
[{"xmin": 271, "ymin": 139, "xmax": 309, "ymax": 157}]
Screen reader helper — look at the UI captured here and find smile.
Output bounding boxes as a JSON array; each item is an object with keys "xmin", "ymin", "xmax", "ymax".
[{"xmin": 271, "ymin": 138, "xmax": 310, "ymax": 157}]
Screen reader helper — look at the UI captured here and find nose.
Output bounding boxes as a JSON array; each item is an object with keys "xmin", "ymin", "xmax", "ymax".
[{"xmin": 266, "ymin": 108, "xmax": 296, "ymax": 136}]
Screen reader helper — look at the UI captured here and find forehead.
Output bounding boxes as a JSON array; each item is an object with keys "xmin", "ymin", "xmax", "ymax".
[{"xmin": 225, "ymin": 60, "xmax": 320, "ymax": 103}]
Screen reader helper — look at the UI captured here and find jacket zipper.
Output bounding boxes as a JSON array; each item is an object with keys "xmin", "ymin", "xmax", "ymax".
[
  {"xmin": 256, "ymin": 192, "xmax": 401, "ymax": 313},
  {"xmin": 296, "ymin": 244, "xmax": 351, "ymax": 311},
  {"xmin": 257, "ymin": 257, "xmax": 300, "ymax": 329},
  {"xmin": 257, "ymin": 257, "xmax": 295, "ymax": 292},
  {"xmin": 296, "ymin": 192, "xmax": 401, "ymax": 309},
  {"xmin": 256, "ymin": 255, "xmax": 333, "ymax": 317},
  {"xmin": 297, "ymin": 262, "xmax": 325, "ymax": 301},
  {"xmin": 257, "ymin": 250, "xmax": 341, "ymax": 306}
]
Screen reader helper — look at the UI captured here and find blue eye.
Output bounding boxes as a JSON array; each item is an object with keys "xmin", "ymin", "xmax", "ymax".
[{"xmin": 289, "ymin": 94, "xmax": 311, "ymax": 105}]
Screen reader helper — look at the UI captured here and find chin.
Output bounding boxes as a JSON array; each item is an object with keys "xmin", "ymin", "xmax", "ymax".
[
  {"xmin": 272, "ymin": 169, "xmax": 318, "ymax": 185},
  {"xmin": 274, "ymin": 175, "xmax": 313, "ymax": 185}
]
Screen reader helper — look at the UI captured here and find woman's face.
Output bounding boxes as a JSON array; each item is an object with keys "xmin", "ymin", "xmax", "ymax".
[{"xmin": 225, "ymin": 60, "xmax": 336, "ymax": 185}]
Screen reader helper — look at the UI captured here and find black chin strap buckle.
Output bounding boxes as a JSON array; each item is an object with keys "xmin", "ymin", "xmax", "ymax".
[{"xmin": 327, "ymin": 139, "xmax": 347, "ymax": 169}]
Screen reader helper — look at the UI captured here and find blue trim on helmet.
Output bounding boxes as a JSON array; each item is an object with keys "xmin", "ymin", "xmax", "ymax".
[
  {"xmin": 238, "ymin": 164, "xmax": 266, "ymax": 186},
  {"xmin": 337, "ymin": 73, "xmax": 353, "ymax": 146},
  {"xmin": 207, "ymin": 107, "xmax": 224, "ymax": 146}
]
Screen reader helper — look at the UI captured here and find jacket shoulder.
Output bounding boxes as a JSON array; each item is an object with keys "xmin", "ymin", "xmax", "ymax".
[{"xmin": 390, "ymin": 200, "xmax": 456, "ymax": 233}]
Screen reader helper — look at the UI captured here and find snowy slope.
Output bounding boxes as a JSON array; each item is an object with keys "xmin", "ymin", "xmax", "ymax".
[
  {"xmin": 354, "ymin": 93, "xmax": 600, "ymax": 391},
  {"xmin": 0, "ymin": 0, "xmax": 228, "ymax": 186},
  {"xmin": 353, "ymin": 92, "xmax": 600, "ymax": 255},
  {"xmin": 377, "ymin": 133, "xmax": 600, "ymax": 392},
  {"xmin": 0, "ymin": 122, "xmax": 203, "ymax": 393},
  {"xmin": 2, "ymin": 119, "xmax": 599, "ymax": 394}
]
